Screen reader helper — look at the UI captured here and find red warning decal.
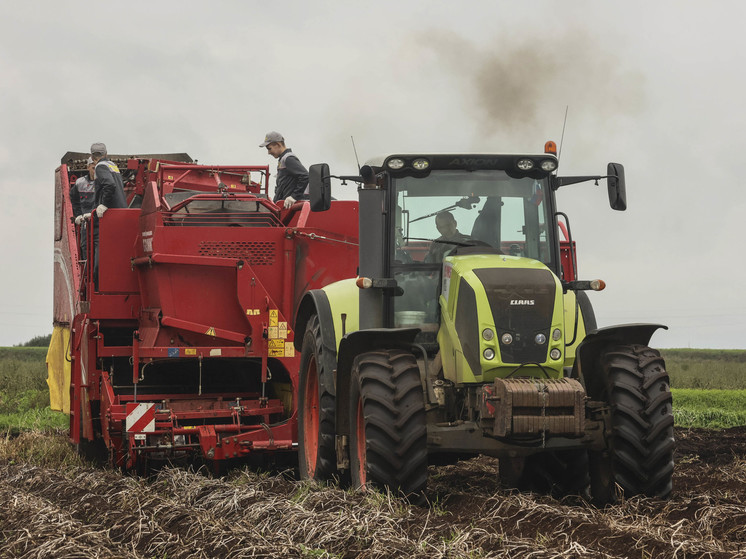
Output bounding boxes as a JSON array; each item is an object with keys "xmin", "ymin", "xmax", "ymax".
[{"xmin": 125, "ymin": 403, "xmax": 156, "ymax": 433}]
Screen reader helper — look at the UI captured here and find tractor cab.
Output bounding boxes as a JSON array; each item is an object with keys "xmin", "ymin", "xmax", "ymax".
[{"xmin": 382, "ymin": 157, "xmax": 559, "ymax": 348}]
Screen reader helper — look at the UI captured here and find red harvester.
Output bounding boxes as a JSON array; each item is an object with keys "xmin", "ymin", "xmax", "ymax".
[{"xmin": 48, "ymin": 151, "xmax": 358, "ymax": 471}]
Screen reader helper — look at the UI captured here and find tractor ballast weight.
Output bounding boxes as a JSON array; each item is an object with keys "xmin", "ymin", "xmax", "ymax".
[
  {"xmin": 50, "ymin": 152, "xmax": 358, "ymax": 471},
  {"xmin": 297, "ymin": 148, "xmax": 674, "ymax": 505}
]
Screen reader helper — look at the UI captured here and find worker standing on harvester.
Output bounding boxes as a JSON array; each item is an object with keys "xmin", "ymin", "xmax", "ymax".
[
  {"xmin": 85, "ymin": 142, "xmax": 127, "ymax": 287},
  {"xmin": 70, "ymin": 157, "xmax": 96, "ymax": 257},
  {"xmin": 259, "ymin": 131, "xmax": 308, "ymax": 209}
]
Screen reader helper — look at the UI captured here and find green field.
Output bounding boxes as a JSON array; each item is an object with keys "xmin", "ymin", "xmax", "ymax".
[
  {"xmin": 0, "ymin": 346, "xmax": 745, "ymax": 432},
  {"xmin": 0, "ymin": 347, "xmax": 67, "ymax": 433}
]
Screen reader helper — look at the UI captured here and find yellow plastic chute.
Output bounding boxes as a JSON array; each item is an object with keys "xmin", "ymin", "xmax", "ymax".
[{"xmin": 45, "ymin": 325, "xmax": 71, "ymax": 414}]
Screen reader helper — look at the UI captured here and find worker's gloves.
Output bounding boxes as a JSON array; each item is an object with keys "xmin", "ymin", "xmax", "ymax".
[
  {"xmin": 95, "ymin": 204, "xmax": 108, "ymax": 218},
  {"xmin": 82, "ymin": 212, "xmax": 92, "ymax": 221},
  {"xmin": 74, "ymin": 215, "xmax": 85, "ymax": 226},
  {"xmin": 283, "ymin": 196, "xmax": 296, "ymax": 209}
]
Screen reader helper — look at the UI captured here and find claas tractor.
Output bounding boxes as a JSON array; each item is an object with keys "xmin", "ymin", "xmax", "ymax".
[{"xmin": 294, "ymin": 144, "xmax": 673, "ymax": 504}]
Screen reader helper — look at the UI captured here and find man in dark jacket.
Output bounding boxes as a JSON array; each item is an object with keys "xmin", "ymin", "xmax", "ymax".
[
  {"xmin": 86, "ymin": 142, "xmax": 126, "ymax": 288},
  {"xmin": 89, "ymin": 142, "xmax": 127, "ymax": 216},
  {"xmin": 259, "ymin": 131, "xmax": 308, "ymax": 208}
]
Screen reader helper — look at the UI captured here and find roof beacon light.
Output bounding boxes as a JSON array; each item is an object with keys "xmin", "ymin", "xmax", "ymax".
[{"xmin": 544, "ymin": 141, "xmax": 557, "ymax": 155}]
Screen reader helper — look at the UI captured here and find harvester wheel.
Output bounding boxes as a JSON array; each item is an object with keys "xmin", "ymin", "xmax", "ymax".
[
  {"xmin": 75, "ymin": 422, "xmax": 107, "ymax": 466},
  {"xmin": 349, "ymin": 350, "xmax": 427, "ymax": 503},
  {"xmin": 298, "ymin": 314, "xmax": 338, "ymax": 481},
  {"xmin": 590, "ymin": 344, "xmax": 674, "ymax": 504}
]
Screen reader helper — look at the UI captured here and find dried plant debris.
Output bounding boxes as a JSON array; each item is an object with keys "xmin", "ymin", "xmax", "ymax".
[{"xmin": 0, "ymin": 427, "xmax": 745, "ymax": 558}]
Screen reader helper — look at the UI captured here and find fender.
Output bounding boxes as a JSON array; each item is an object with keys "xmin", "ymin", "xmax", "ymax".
[
  {"xmin": 294, "ymin": 290, "xmax": 338, "ymax": 391},
  {"xmin": 335, "ymin": 328, "xmax": 420, "ymax": 437},
  {"xmin": 575, "ymin": 323, "xmax": 667, "ymax": 398}
]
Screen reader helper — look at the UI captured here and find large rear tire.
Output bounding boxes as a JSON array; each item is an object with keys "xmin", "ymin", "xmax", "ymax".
[
  {"xmin": 590, "ymin": 344, "xmax": 674, "ymax": 504},
  {"xmin": 349, "ymin": 350, "xmax": 427, "ymax": 502},
  {"xmin": 297, "ymin": 314, "xmax": 338, "ymax": 481}
]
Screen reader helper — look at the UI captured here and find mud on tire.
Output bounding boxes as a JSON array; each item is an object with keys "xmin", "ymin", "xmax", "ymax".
[
  {"xmin": 591, "ymin": 344, "xmax": 674, "ymax": 504},
  {"xmin": 298, "ymin": 314, "xmax": 338, "ymax": 481},
  {"xmin": 349, "ymin": 350, "xmax": 427, "ymax": 502}
]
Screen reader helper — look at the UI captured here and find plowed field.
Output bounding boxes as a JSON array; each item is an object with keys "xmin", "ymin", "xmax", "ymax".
[{"xmin": 1, "ymin": 427, "xmax": 745, "ymax": 558}]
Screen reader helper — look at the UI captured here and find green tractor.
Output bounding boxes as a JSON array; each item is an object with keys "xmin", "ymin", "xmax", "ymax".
[{"xmin": 293, "ymin": 145, "xmax": 673, "ymax": 504}]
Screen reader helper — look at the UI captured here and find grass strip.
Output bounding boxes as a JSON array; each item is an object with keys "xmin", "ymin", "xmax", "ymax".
[{"xmin": 672, "ymin": 388, "xmax": 746, "ymax": 429}]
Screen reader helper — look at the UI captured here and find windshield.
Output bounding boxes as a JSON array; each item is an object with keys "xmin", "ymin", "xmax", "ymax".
[
  {"xmin": 394, "ymin": 170, "xmax": 551, "ymax": 264},
  {"xmin": 389, "ymin": 170, "xmax": 553, "ymax": 339}
]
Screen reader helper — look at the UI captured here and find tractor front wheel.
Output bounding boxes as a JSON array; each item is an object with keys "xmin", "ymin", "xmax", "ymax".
[
  {"xmin": 590, "ymin": 344, "xmax": 674, "ymax": 504},
  {"xmin": 349, "ymin": 350, "xmax": 427, "ymax": 502}
]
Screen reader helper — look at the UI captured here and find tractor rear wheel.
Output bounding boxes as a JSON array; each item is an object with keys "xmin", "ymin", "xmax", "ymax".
[
  {"xmin": 349, "ymin": 350, "xmax": 427, "ymax": 502},
  {"xmin": 590, "ymin": 344, "xmax": 674, "ymax": 504},
  {"xmin": 298, "ymin": 314, "xmax": 338, "ymax": 481}
]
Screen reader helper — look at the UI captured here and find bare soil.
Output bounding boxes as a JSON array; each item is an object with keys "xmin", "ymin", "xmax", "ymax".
[{"xmin": 1, "ymin": 427, "xmax": 746, "ymax": 558}]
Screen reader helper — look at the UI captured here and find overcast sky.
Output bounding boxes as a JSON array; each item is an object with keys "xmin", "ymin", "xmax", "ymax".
[{"xmin": 1, "ymin": 1, "xmax": 743, "ymax": 349}]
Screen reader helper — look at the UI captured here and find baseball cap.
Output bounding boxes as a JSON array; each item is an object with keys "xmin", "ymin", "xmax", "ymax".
[
  {"xmin": 259, "ymin": 131, "xmax": 284, "ymax": 148},
  {"xmin": 90, "ymin": 142, "xmax": 107, "ymax": 156}
]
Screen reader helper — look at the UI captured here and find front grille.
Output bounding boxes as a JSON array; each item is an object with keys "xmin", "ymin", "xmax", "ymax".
[
  {"xmin": 198, "ymin": 241, "xmax": 276, "ymax": 266},
  {"xmin": 473, "ymin": 268, "xmax": 556, "ymax": 364}
]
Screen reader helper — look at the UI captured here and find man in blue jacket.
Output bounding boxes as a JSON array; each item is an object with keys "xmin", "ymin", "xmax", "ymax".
[
  {"xmin": 259, "ymin": 131, "xmax": 308, "ymax": 209},
  {"xmin": 71, "ymin": 157, "xmax": 96, "ymax": 258}
]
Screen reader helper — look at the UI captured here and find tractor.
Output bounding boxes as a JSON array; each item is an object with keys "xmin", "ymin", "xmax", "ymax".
[{"xmin": 293, "ymin": 143, "xmax": 673, "ymax": 504}]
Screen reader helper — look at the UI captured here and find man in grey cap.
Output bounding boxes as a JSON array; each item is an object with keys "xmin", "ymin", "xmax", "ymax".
[
  {"xmin": 85, "ymin": 142, "xmax": 127, "ymax": 288},
  {"xmin": 259, "ymin": 131, "xmax": 308, "ymax": 209},
  {"xmin": 88, "ymin": 142, "xmax": 127, "ymax": 216}
]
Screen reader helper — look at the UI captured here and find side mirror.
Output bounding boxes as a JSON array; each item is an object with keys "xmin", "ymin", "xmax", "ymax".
[
  {"xmin": 607, "ymin": 162, "xmax": 627, "ymax": 211},
  {"xmin": 309, "ymin": 163, "xmax": 331, "ymax": 212}
]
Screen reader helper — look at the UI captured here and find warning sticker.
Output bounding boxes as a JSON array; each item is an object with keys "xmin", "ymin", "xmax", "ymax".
[
  {"xmin": 268, "ymin": 339, "xmax": 284, "ymax": 357},
  {"xmin": 205, "ymin": 327, "xmax": 216, "ymax": 337},
  {"xmin": 185, "ymin": 348, "xmax": 197, "ymax": 356},
  {"xmin": 284, "ymin": 344, "xmax": 295, "ymax": 358},
  {"xmin": 269, "ymin": 309, "xmax": 278, "ymax": 327},
  {"xmin": 279, "ymin": 322, "xmax": 288, "ymax": 339},
  {"xmin": 268, "ymin": 326, "xmax": 279, "ymax": 339}
]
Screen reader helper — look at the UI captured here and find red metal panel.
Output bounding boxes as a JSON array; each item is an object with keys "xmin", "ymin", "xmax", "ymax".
[{"xmin": 53, "ymin": 166, "xmax": 82, "ymax": 324}]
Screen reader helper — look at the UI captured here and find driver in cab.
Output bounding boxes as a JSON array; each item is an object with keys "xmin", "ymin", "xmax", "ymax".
[{"xmin": 425, "ymin": 211, "xmax": 471, "ymax": 263}]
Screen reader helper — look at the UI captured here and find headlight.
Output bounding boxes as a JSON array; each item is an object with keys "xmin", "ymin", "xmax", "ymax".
[
  {"xmin": 552, "ymin": 328, "xmax": 561, "ymax": 341},
  {"xmin": 501, "ymin": 333, "xmax": 513, "ymax": 345},
  {"xmin": 535, "ymin": 333, "xmax": 547, "ymax": 345},
  {"xmin": 516, "ymin": 158, "xmax": 534, "ymax": 171},
  {"xmin": 550, "ymin": 348, "xmax": 562, "ymax": 360},
  {"xmin": 482, "ymin": 328, "xmax": 495, "ymax": 341},
  {"xmin": 483, "ymin": 348, "xmax": 495, "ymax": 360},
  {"xmin": 412, "ymin": 158, "xmax": 430, "ymax": 171},
  {"xmin": 387, "ymin": 158, "xmax": 405, "ymax": 170},
  {"xmin": 540, "ymin": 159, "xmax": 557, "ymax": 172}
]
